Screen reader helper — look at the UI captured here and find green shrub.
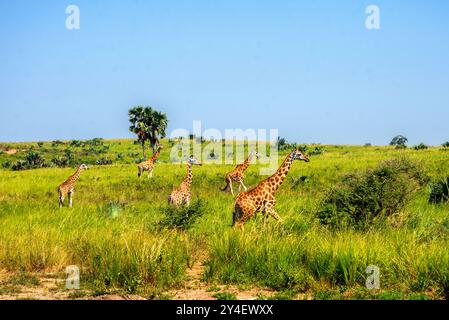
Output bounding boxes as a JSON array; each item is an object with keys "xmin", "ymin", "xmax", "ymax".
[
  {"xmin": 159, "ymin": 199, "xmax": 206, "ymax": 230},
  {"xmin": 95, "ymin": 157, "xmax": 113, "ymax": 165},
  {"xmin": 12, "ymin": 151, "xmax": 48, "ymax": 171},
  {"xmin": 2, "ymin": 160, "xmax": 11, "ymax": 169},
  {"xmin": 51, "ymin": 140, "xmax": 64, "ymax": 147},
  {"xmin": 414, "ymin": 143, "xmax": 429, "ymax": 150},
  {"xmin": 442, "ymin": 141, "xmax": 449, "ymax": 148},
  {"xmin": 318, "ymin": 157, "xmax": 428, "ymax": 229},
  {"xmin": 70, "ymin": 140, "xmax": 83, "ymax": 147},
  {"xmin": 51, "ymin": 156, "xmax": 70, "ymax": 167},
  {"xmin": 429, "ymin": 177, "xmax": 449, "ymax": 204},
  {"xmin": 11, "ymin": 160, "xmax": 28, "ymax": 171},
  {"xmin": 213, "ymin": 292, "xmax": 237, "ymax": 300},
  {"xmin": 86, "ymin": 138, "xmax": 104, "ymax": 146}
]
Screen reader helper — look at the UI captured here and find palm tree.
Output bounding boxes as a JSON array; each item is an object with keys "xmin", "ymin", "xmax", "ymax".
[{"xmin": 128, "ymin": 106, "xmax": 168, "ymax": 158}]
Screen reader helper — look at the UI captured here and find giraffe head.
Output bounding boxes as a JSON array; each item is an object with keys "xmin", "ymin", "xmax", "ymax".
[
  {"xmin": 79, "ymin": 164, "xmax": 88, "ymax": 170},
  {"xmin": 292, "ymin": 148, "xmax": 310, "ymax": 162},
  {"xmin": 188, "ymin": 155, "xmax": 202, "ymax": 166}
]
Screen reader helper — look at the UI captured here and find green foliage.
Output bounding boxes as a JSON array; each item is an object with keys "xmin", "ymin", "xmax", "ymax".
[
  {"xmin": 12, "ymin": 151, "xmax": 48, "ymax": 171},
  {"xmin": 51, "ymin": 140, "xmax": 65, "ymax": 147},
  {"xmin": 51, "ymin": 156, "xmax": 70, "ymax": 167},
  {"xmin": 95, "ymin": 157, "xmax": 113, "ymax": 166},
  {"xmin": 128, "ymin": 106, "xmax": 168, "ymax": 157},
  {"xmin": 212, "ymin": 291, "xmax": 237, "ymax": 300},
  {"xmin": 318, "ymin": 157, "xmax": 429, "ymax": 229},
  {"xmin": 159, "ymin": 199, "xmax": 207, "ymax": 230},
  {"xmin": 276, "ymin": 137, "xmax": 297, "ymax": 151},
  {"xmin": 414, "ymin": 143, "xmax": 429, "ymax": 150},
  {"xmin": 70, "ymin": 140, "xmax": 83, "ymax": 147},
  {"xmin": 429, "ymin": 177, "xmax": 449, "ymax": 204},
  {"xmin": 85, "ymin": 138, "xmax": 104, "ymax": 146},
  {"xmin": 390, "ymin": 135, "xmax": 408, "ymax": 148},
  {"xmin": 2, "ymin": 160, "xmax": 11, "ymax": 169}
]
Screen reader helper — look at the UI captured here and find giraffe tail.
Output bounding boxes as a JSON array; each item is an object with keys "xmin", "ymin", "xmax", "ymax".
[{"xmin": 220, "ymin": 184, "xmax": 228, "ymax": 191}]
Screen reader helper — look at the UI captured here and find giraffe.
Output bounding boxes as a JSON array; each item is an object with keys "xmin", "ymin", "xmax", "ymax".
[
  {"xmin": 232, "ymin": 147, "xmax": 310, "ymax": 229},
  {"xmin": 137, "ymin": 145, "xmax": 163, "ymax": 178},
  {"xmin": 221, "ymin": 150, "xmax": 260, "ymax": 197},
  {"xmin": 168, "ymin": 156, "xmax": 202, "ymax": 206},
  {"xmin": 58, "ymin": 164, "xmax": 88, "ymax": 208}
]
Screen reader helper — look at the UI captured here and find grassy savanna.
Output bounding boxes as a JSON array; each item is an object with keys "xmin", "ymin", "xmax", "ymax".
[{"xmin": 0, "ymin": 139, "xmax": 448, "ymax": 299}]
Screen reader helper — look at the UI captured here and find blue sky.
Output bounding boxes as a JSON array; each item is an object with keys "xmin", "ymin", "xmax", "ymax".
[{"xmin": 0, "ymin": 0, "xmax": 448, "ymax": 145}]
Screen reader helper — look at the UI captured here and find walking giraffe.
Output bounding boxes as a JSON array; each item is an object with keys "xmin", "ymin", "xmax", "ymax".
[
  {"xmin": 168, "ymin": 156, "xmax": 202, "ymax": 206},
  {"xmin": 232, "ymin": 147, "xmax": 310, "ymax": 229},
  {"xmin": 137, "ymin": 145, "xmax": 163, "ymax": 178},
  {"xmin": 58, "ymin": 164, "xmax": 88, "ymax": 208},
  {"xmin": 221, "ymin": 150, "xmax": 260, "ymax": 197}
]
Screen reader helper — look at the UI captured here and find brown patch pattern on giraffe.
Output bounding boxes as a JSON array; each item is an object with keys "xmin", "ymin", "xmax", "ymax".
[
  {"xmin": 221, "ymin": 151, "xmax": 260, "ymax": 197},
  {"xmin": 58, "ymin": 164, "xmax": 88, "ymax": 208},
  {"xmin": 137, "ymin": 146, "xmax": 163, "ymax": 178},
  {"xmin": 232, "ymin": 147, "xmax": 310, "ymax": 229},
  {"xmin": 168, "ymin": 156, "xmax": 202, "ymax": 206}
]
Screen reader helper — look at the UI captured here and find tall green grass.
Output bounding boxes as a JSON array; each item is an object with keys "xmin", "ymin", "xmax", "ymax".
[{"xmin": 0, "ymin": 140, "xmax": 448, "ymax": 299}]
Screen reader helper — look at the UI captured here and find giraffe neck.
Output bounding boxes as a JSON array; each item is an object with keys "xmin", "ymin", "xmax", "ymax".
[
  {"xmin": 183, "ymin": 163, "xmax": 193, "ymax": 188},
  {"xmin": 150, "ymin": 147, "xmax": 162, "ymax": 162},
  {"xmin": 240, "ymin": 154, "xmax": 252, "ymax": 171},
  {"xmin": 71, "ymin": 167, "xmax": 82, "ymax": 183},
  {"xmin": 266, "ymin": 151, "xmax": 295, "ymax": 192}
]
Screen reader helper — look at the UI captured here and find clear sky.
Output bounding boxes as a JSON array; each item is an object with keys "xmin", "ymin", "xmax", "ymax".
[{"xmin": 0, "ymin": 0, "xmax": 448, "ymax": 145}]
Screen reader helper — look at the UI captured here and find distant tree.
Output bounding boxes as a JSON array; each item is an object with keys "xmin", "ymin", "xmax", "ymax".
[
  {"xmin": 442, "ymin": 141, "xmax": 449, "ymax": 148},
  {"xmin": 390, "ymin": 135, "xmax": 408, "ymax": 148},
  {"xmin": 128, "ymin": 106, "xmax": 168, "ymax": 158}
]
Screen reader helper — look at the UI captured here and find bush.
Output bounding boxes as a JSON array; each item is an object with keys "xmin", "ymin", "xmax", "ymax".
[
  {"xmin": 2, "ymin": 160, "xmax": 12, "ymax": 169},
  {"xmin": 25, "ymin": 151, "xmax": 46, "ymax": 167},
  {"xmin": 309, "ymin": 146, "xmax": 324, "ymax": 155},
  {"xmin": 159, "ymin": 199, "xmax": 206, "ymax": 230},
  {"xmin": 86, "ymin": 138, "xmax": 104, "ymax": 146},
  {"xmin": 414, "ymin": 143, "xmax": 429, "ymax": 150},
  {"xmin": 429, "ymin": 177, "xmax": 449, "ymax": 204},
  {"xmin": 70, "ymin": 140, "xmax": 83, "ymax": 147},
  {"xmin": 51, "ymin": 156, "xmax": 70, "ymax": 167},
  {"xmin": 37, "ymin": 142, "xmax": 44, "ymax": 148},
  {"xmin": 51, "ymin": 140, "xmax": 64, "ymax": 147},
  {"xmin": 12, "ymin": 151, "xmax": 48, "ymax": 171},
  {"xmin": 11, "ymin": 160, "xmax": 28, "ymax": 171},
  {"xmin": 318, "ymin": 157, "xmax": 429, "ymax": 229},
  {"xmin": 95, "ymin": 157, "xmax": 113, "ymax": 165}
]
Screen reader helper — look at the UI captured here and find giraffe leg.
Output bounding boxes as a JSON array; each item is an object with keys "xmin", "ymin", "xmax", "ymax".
[
  {"xmin": 149, "ymin": 169, "xmax": 153, "ymax": 178},
  {"xmin": 59, "ymin": 192, "xmax": 64, "ymax": 208},
  {"xmin": 241, "ymin": 181, "xmax": 248, "ymax": 191},
  {"xmin": 229, "ymin": 183, "xmax": 235, "ymax": 197},
  {"xmin": 68, "ymin": 191, "xmax": 73, "ymax": 208},
  {"xmin": 265, "ymin": 207, "xmax": 284, "ymax": 223},
  {"xmin": 238, "ymin": 184, "xmax": 241, "ymax": 193},
  {"xmin": 138, "ymin": 167, "xmax": 142, "ymax": 178}
]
